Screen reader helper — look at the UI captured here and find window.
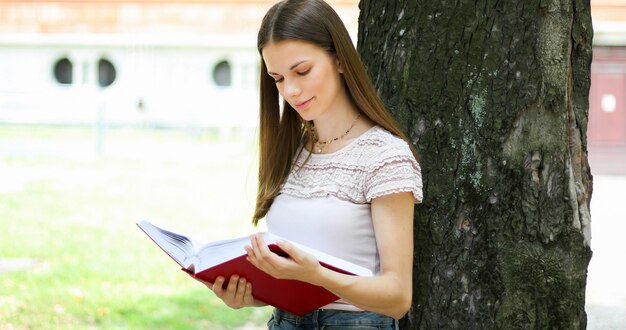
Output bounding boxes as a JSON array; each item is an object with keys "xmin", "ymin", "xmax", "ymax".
[
  {"xmin": 98, "ymin": 58, "xmax": 117, "ymax": 88},
  {"xmin": 53, "ymin": 57, "xmax": 73, "ymax": 85},
  {"xmin": 213, "ymin": 60, "xmax": 232, "ymax": 87},
  {"xmin": 601, "ymin": 94, "xmax": 617, "ymax": 113}
]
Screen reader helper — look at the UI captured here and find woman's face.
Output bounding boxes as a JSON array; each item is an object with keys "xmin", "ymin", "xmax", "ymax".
[{"xmin": 262, "ymin": 39, "xmax": 345, "ymax": 122}]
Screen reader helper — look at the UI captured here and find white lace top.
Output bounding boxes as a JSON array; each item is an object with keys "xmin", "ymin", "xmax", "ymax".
[{"xmin": 266, "ymin": 125, "xmax": 423, "ymax": 311}]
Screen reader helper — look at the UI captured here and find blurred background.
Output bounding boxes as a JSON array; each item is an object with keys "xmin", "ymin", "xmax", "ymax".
[
  {"xmin": 0, "ymin": 0, "xmax": 624, "ymax": 329},
  {"xmin": 0, "ymin": 1, "xmax": 357, "ymax": 329}
]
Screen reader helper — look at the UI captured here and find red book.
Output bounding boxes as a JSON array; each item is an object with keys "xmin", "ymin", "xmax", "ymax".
[{"xmin": 137, "ymin": 220, "xmax": 372, "ymax": 317}]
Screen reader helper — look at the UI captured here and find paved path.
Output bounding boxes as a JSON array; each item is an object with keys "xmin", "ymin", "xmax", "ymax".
[
  {"xmin": 0, "ymin": 258, "xmax": 38, "ymax": 273},
  {"xmin": 586, "ymin": 175, "xmax": 626, "ymax": 329}
]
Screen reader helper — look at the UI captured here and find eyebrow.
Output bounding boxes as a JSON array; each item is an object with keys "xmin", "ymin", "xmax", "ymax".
[{"xmin": 268, "ymin": 60, "xmax": 308, "ymax": 75}]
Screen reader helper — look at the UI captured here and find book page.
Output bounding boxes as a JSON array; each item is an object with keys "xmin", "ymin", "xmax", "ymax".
[
  {"xmin": 194, "ymin": 233, "xmax": 277, "ymax": 272},
  {"xmin": 194, "ymin": 232, "xmax": 371, "ymax": 276},
  {"xmin": 137, "ymin": 220, "xmax": 195, "ymax": 268},
  {"xmin": 139, "ymin": 222, "xmax": 372, "ymax": 277}
]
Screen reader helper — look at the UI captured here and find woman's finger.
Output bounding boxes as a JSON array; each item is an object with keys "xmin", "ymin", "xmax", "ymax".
[
  {"xmin": 250, "ymin": 234, "xmax": 267, "ymax": 260},
  {"xmin": 276, "ymin": 239, "xmax": 302, "ymax": 263},
  {"xmin": 243, "ymin": 282, "xmax": 254, "ymax": 306},
  {"xmin": 225, "ymin": 275, "xmax": 240, "ymax": 296},
  {"xmin": 212, "ymin": 276, "xmax": 225, "ymax": 297},
  {"xmin": 248, "ymin": 234, "xmax": 282, "ymax": 274},
  {"xmin": 234, "ymin": 277, "xmax": 247, "ymax": 302}
]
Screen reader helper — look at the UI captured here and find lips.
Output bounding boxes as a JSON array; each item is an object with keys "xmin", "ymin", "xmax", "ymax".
[{"xmin": 294, "ymin": 97, "xmax": 313, "ymax": 109}]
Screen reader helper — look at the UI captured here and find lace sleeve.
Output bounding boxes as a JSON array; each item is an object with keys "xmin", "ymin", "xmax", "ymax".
[{"xmin": 365, "ymin": 142, "xmax": 423, "ymax": 203}]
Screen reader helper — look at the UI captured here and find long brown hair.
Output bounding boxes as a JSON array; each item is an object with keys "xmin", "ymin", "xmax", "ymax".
[{"xmin": 253, "ymin": 0, "xmax": 418, "ymax": 225}]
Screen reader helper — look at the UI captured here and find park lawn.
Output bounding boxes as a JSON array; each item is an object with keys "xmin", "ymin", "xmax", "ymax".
[{"xmin": 0, "ymin": 126, "xmax": 272, "ymax": 329}]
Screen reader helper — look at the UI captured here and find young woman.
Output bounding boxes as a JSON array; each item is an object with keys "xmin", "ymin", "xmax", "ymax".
[{"xmin": 201, "ymin": 0, "xmax": 422, "ymax": 328}]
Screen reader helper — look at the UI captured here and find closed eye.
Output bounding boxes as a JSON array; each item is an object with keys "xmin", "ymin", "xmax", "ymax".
[{"xmin": 297, "ymin": 68, "xmax": 311, "ymax": 76}]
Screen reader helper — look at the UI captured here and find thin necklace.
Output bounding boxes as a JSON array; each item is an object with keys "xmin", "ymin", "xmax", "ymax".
[{"xmin": 313, "ymin": 114, "xmax": 361, "ymax": 154}]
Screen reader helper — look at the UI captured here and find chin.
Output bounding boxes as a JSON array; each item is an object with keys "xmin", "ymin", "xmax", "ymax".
[{"xmin": 294, "ymin": 110, "xmax": 317, "ymax": 122}]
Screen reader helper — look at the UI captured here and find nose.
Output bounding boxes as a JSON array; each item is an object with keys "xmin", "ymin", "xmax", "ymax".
[{"xmin": 284, "ymin": 80, "xmax": 301, "ymax": 98}]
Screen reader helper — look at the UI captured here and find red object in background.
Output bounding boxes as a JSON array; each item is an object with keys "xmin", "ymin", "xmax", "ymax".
[
  {"xmin": 588, "ymin": 47, "xmax": 626, "ymax": 175},
  {"xmin": 589, "ymin": 48, "xmax": 626, "ymax": 147}
]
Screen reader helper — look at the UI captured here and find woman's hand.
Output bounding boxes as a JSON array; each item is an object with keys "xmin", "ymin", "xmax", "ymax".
[
  {"xmin": 195, "ymin": 275, "xmax": 256, "ymax": 309},
  {"xmin": 193, "ymin": 233, "xmax": 321, "ymax": 310},
  {"xmin": 245, "ymin": 234, "xmax": 322, "ymax": 285}
]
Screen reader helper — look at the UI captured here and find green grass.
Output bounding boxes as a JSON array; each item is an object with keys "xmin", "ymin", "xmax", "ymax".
[{"xmin": 0, "ymin": 126, "xmax": 272, "ymax": 329}]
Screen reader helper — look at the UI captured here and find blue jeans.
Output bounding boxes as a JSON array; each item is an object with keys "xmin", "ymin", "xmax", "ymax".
[{"xmin": 267, "ymin": 308, "xmax": 398, "ymax": 329}]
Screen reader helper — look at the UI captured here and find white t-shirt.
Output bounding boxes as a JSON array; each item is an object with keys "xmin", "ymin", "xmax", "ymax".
[{"xmin": 266, "ymin": 126, "xmax": 423, "ymax": 311}]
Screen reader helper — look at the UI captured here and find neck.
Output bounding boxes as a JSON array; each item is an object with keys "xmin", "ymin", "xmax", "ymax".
[
  {"xmin": 313, "ymin": 104, "xmax": 360, "ymax": 142},
  {"xmin": 310, "ymin": 110, "xmax": 361, "ymax": 154}
]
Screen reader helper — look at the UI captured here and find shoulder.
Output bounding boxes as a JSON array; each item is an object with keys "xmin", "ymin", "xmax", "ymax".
[
  {"xmin": 356, "ymin": 126, "xmax": 415, "ymax": 163},
  {"xmin": 357, "ymin": 126, "xmax": 406, "ymax": 147},
  {"xmin": 359, "ymin": 127, "xmax": 423, "ymax": 203}
]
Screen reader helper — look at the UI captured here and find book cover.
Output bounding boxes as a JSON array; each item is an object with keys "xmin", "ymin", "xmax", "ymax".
[{"xmin": 137, "ymin": 220, "xmax": 371, "ymax": 316}]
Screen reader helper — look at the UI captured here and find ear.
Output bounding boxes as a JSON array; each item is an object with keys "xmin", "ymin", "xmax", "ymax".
[{"xmin": 335, "ymin": 55, "xmax": 344, "ymax": 74}]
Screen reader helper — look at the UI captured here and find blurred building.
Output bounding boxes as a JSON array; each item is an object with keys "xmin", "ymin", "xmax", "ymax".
[
  {"xmin": 0, "ymin": 0, "xmax": 359, "ymax": 132},
  {"xmin": 589, "ymin": 0, "xmax": 626, "ymax": 174},
  {"xmin": 0, "ymin": 0, "xmax": 624, "ymax": 173}
]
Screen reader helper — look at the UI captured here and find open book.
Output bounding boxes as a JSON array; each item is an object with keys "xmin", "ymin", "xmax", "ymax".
[{"xmin": 136, "ymin": 220, "xmax": 372, "ymax": 316}]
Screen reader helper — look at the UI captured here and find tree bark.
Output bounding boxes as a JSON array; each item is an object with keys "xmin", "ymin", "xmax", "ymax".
[{"xmin": 357, "ymin": 0, "xmax": 593, "ymax": 328}]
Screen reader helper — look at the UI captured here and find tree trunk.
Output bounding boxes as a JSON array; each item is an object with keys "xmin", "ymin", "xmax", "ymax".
[{"xmin": 357, "ymin": 1, "xmax": 593, "ymax": 328}]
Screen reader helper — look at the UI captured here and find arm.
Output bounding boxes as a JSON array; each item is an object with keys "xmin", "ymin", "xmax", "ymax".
[{"xmin": 246, "ymin": 192, "xmax": 414, "ymax": 319}]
